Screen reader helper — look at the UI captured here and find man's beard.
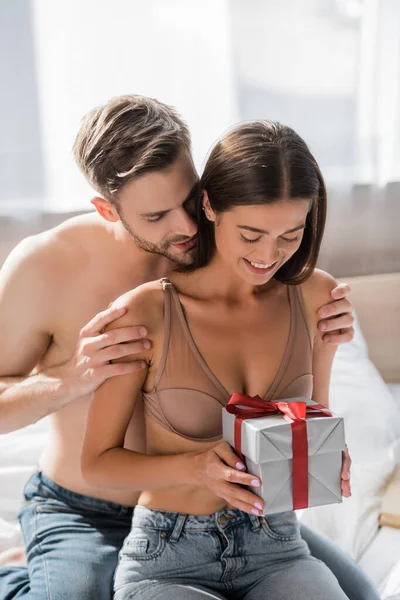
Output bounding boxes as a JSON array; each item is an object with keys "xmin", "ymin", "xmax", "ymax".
[{"xmin": 119, "ymin": 213, "xmax": 195, "ymax": 266}]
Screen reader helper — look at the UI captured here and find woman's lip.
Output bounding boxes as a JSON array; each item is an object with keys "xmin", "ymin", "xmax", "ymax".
[
  {"xmin": 172, "ymin": 236, "xmax": 197, "ymax": 251},
  {"xmin": 243, "ymin": 258, "xmax": 277, "ymax": 275}
]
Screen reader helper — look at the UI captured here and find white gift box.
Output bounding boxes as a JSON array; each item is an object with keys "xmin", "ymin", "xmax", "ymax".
[{"xmin": 222, "ymin": 396, "xmax": 345, "ymax": 515}]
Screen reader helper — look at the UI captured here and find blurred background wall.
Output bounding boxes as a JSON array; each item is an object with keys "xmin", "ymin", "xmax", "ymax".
[{"xmin": 1, "ymin": 0, "xmax": 399, "ymax": 277}]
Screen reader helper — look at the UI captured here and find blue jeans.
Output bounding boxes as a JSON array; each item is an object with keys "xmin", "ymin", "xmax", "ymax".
[
  {"xmin": 0, "ymin": 471, "xmax": 132, "ymax": 600},
  {"xmin": 0, "ymin": 471, "xmax": 379, "ymax": 600},
  {"xmin": 114, "ymin": 505, "xmax": 350, "ymax": 600}
]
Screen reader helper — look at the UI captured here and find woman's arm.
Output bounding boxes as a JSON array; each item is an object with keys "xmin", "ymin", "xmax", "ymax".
[
  {"xmin": 80, "ymin": 283, "xmax": 265, "ymax": 511},
  {"xmin": 301, "ymin": 269, "xmax": 339, "ymax": 408},
  {"xmin": 80, "ymin": 283, "xmax": 197, "ymax": 491},
  {"xmin": 302, "ymin": 269, "xmax": 351, "ymax": 496},
  {"xmin": 81, "ymin": 369, "xmax": 197, "ymax": 490}
]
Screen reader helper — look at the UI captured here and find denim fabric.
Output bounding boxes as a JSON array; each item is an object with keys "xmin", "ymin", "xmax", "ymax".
[
  {"xmin": 113, "ymin": 505, "xmax": 350, "ymax": 600},
  {"xmin": 0, "ymin": 471, "xmax": 380, "ymax": 600},
  {"xmin": 0, "ymin": 471, "xmax": 132, "ymax": 600}
]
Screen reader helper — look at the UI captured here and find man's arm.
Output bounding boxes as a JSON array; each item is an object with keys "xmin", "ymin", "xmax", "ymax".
[{"xmin": 0, "ymin": 236, "xmax": 147, "ymax": 434}]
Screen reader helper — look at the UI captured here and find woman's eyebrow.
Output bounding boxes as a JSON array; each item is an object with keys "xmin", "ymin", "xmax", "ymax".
[{"xmin": 238, "ymin": 224, "xmax": 306, "ymax": 235}]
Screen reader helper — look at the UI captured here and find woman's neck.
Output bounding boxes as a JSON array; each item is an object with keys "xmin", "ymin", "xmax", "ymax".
[{"xmin": 174, "ymin": 253, "xmax": 278, "ymax": 303}]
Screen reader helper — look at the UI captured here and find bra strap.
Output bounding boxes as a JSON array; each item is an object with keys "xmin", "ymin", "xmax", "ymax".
[{"xmin": 153, "ymin": 278, "xmax": 173, "ymax": 388}]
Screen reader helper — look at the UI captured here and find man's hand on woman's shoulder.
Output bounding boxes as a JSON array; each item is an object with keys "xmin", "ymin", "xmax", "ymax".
[
  {"xmin": 103, "ymin": 280, "xmax": 164, "ymax": 365},
  {"xmin": 302, "ymin": 269, "xmax": 354, "ymax": 345}
]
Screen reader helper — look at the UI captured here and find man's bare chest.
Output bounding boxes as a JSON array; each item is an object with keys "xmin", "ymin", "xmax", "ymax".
[{"xmin": 40, "ymin": 272, "xmax": 149, "ymax": 367}]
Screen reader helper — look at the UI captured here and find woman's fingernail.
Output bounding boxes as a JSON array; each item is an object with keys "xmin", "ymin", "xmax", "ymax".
[
  {"xmin": 319, "ymin": 308, "xmax": 327, "ymax": 317},
  {"xmin": 140, "ymin": 327, "xmax": 147, "ymax": 336},
  {"xmin": 251, "ymin": 508, "xmax": 261, "ymax": 516},
  {"xmin": 347, "ymin": 471, "xmax": 350, "ymax": 479},
  {"xmin": 236, "ymin": 462, "xmax": 246, "ymax": 470},
  {"xmin": 251, "ymin": 479, "xmax": 260, "ymax": 487},
  {"xmin": 254, "ymin": 502, "xmax": 263, "ymax": 510},
  {"xmin": 320, "ymin": 323, "xmax": 327, "ymax": 331}
]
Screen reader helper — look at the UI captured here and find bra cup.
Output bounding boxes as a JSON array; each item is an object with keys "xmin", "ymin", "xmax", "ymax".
[
  {"xmin": 275, "ymin": 373, "xmax": 314, "ymax": 400},
  {"xmin": 148, "ymin": 388, "xmax": 225, "ymax": 441},
  {"xmin": 144, "ymin": 375, "xmax": 313, "ymax": 443}
]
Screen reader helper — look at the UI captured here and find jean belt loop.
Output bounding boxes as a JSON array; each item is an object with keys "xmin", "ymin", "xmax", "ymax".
[
  {"xmin": 248, "ymin": 512, "xmax": 262, "ymax": 532},
  {"xmin": 169, "ymin": 513, "xmax": 187, "ymax": 543}
]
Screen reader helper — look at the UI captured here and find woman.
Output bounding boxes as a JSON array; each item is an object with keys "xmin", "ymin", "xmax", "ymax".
[{"xmin": 82, "ymin": 121, "xmax": 358, "ymax": 599}]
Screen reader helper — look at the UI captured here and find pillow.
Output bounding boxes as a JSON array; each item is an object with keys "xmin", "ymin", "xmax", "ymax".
[
  {"xmin": 300, "ymin": 314, "xmax": 400, "ymax": 559},
  {"xmin": 329, "ymin": 314, "xmax": 400, "ymax": 463},
  {"xmin": 358, "ymin": 525, "xmax": 400, "ymax": 599},
  {"xmin": 381, "ymin": 559, "xmax": 400, "ymax": 600},
  {"xmin": 388, "ymin": 384, "xmax": 400, "ymax": 411},
  {"xmin": 299, "ymin": 458, "xmax": 395, "ymax": 559}
]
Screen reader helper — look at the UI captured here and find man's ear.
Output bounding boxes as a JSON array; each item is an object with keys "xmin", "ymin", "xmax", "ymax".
[
  {"xmin": 202, "ymin": 190, "xmax": 216, "ymax": 222},
  {"xmin": 91, "ymin": 197, "xmax": 120, "ymax": 222}
]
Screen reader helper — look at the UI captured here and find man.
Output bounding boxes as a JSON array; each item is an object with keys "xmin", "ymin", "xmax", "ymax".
[{"xmin": 0, "ymin": 95, "xmax": 376, "ymax": 600}]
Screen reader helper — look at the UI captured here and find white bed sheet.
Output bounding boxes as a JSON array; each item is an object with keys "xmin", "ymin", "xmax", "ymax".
[
  {"xmin": 359, "ymin": 526, "xmax": 400, "ymax": 600},
  {"xmin": 0, "ymin": 417, "xmax": 49, "ymax": 551}
]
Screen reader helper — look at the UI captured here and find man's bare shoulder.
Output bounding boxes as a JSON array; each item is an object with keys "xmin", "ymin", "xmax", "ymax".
[
  {"xmin": 300, "ymin": 269, "xmax": 338, "ymax": 337},
  {"xmin": 42, "ymin": 211, "xmax": 106, "ymax": 261},
  {"xmin": 2, "ymin": 212, "xmax": 103, "ymax": 278},
  {"xmin": 107, "ymin": 281, "xmax": 165, "ymax": 333}
]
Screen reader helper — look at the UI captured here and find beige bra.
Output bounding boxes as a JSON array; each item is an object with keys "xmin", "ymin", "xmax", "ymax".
[{"xmin": 142, "ymin": 278, "xmax": 313, "ymax": 443}]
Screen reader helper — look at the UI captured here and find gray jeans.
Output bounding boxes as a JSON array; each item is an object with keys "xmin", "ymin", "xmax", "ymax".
[{"xmin": 114, "ymin": 505, "xmax": 351, "ymax": 600}]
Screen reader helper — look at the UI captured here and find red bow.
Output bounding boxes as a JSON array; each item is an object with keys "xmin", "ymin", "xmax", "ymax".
[{"xmin": 226, "ymin": 394, "xmax": 332, "ymax": 510}]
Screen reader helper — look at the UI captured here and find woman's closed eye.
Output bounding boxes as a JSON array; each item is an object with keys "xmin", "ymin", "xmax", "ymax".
[
  {"xmin": 281, "ymin": 236, "xmax": 300, "ymax": 243},
  {"xmin": 240, "ymin": 234, "xmax": 261, "ymax": 244},
  {"xmin": 240, "ymin": 234, "xmax": 300, "ymax": 244}
]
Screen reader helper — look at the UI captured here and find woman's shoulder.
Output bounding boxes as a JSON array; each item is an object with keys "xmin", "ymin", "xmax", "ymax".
[
  {"xmin": 301, "ymin": 268, "xmax": 337, "ymax": 299},
  {"xmin": 298, "ymin": 269, "xmax": 338, "ymax": 338},
  {"xmin": 107, "ymin": 279, "xmax": 165, "ymax": 332}
]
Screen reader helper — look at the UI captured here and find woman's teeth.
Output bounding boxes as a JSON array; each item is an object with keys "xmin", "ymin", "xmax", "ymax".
[{"xmin": 250, "ymin": 261, "xmax": 275, "ymax": 269}]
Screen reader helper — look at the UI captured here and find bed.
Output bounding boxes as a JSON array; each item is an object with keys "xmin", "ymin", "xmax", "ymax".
[
  {"xmin": 301, "ymin": 272, "xmax": 400, "ymax": 599},
  {"xmin": 1, "ymin": 272, "xmax": 400, "ymax": 599}
]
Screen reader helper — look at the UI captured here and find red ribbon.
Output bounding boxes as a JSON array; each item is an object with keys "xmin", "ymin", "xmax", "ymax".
[{"xmin": 226, "ymin": 394, "xmax": 332, "ymax": 510}]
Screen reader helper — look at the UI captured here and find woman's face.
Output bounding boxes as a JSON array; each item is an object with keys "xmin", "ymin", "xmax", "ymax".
[{"xmin": 205, "ymin": 198, "xmax": 311, "ymax": 286}]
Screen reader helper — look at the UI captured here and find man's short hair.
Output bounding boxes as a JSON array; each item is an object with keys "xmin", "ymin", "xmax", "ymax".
[{"xmin": 73, "ymin": 94, "xmax": 191, "ymax": 203}]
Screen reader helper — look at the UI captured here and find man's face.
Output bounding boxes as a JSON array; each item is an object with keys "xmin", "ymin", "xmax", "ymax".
[{"xmin": 116, "ymin": 152, "xmax": 199, "ymax": 265}]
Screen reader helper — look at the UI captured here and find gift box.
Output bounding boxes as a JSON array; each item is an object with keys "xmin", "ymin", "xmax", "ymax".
[{"xmin": 222, "ymin": 394, "xmax": 345, "ymax": 515}]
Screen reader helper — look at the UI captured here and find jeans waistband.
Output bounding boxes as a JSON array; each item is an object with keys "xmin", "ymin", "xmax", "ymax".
[
  {"xmin": 27, "ymin": 470, "xmax": 134, "ymax": 517},
  {"xmin": 132, "ymin": 505, "xmax": 263, "ymax": 540}
]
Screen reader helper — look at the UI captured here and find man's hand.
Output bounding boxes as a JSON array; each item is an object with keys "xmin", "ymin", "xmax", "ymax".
[
  {"xmin": 317, "ymin": 283, "xmax": 354, "ymax": 344},
  {"xmin": 58, "ymin": 305, "xmax": 150, "ymax": 398}
]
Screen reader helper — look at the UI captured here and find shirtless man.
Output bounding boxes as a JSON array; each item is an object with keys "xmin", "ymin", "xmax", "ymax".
[{"xmin": 0, "ymin": 95, "xmax": 375, "ymax": 600}]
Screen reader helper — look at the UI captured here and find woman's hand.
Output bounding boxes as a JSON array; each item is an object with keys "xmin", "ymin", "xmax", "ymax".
[
  {"xmin": 341, "ymin": 444, "xmax": 352, "ymax": 498},
  {"xmin": 192, "ymin": 440, "xmax": 265, "ymax": 515}
]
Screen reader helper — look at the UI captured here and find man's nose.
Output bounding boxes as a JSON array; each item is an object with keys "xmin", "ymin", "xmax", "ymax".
[{"xmin": 175, "ymin": 208, "xmax": 197, "ymax": 238}]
